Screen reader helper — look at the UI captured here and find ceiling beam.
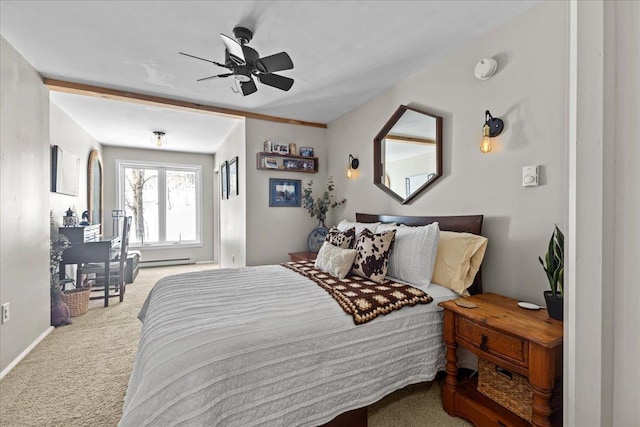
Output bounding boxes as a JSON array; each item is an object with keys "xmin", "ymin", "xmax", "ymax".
[{"xmin": 43, "ymin": 78, "xmax": 327, "ymax": 129}]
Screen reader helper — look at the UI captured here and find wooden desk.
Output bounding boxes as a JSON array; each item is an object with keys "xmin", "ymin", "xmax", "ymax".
[
  {"xmin": 288, "ymin": 251, "xmax": 318, "ymax": 262},
  {"xmin": 439, "ymin": 293, "xmax": 563, "ymax": 427},
  {"xmin": 59, "ymin": 227, "xmax": 121, "ymax": 307}
]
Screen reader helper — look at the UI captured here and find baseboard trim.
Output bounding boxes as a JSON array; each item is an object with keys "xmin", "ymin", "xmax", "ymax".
[{"xmin": 0, "ymin": 326, "xmax": 54, "ymax": 379}]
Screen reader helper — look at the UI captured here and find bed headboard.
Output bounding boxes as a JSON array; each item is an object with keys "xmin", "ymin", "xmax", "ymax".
[{"xmin": 355, "ymin": 213, "xmax": 484, "ymax": 295}]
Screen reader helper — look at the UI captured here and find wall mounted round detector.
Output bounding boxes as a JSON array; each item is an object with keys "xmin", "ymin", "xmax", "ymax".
[{"xmin": 474, "ymin": 58, "xmax": 498, "ymax": 80}]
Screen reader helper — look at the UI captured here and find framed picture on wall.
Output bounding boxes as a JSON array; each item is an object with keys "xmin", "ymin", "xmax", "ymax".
[
  {"xmin": 229, "ymin": 156, "xmax": 239, "ymax": 197},
  {"xmin": 221, "ymin": 161, "xmax": 229, "ymax": 200},
  {"xmin": 299, "ymin": 147, "xmax": 314, "ymax": 157},
  {"xmin": 269, "ymin": 178, "xmax": 301, "ymax": 207},
  {"xmin": 51, "ymin": 145, "xmax": 80, "ymax": 196}
]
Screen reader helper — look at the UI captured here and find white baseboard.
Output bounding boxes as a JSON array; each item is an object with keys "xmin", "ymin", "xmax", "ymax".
[
  {"xmin": 139, "ymin": 257, "xmax": 195, "ymax": 267},
  {"xmin": 0, "ymin": 326, "xmax": 54, "ymax": 380}
]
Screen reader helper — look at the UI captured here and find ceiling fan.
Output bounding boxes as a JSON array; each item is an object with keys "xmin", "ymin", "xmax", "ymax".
[{"xmin": 179, "ymin": 26, "xmax": 294, "ymax": 96}]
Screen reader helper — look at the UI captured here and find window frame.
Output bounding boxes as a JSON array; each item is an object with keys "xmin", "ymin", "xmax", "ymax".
[{"xmin": 116, "ymin": 159, "xmax": 203, "ymax": 249}]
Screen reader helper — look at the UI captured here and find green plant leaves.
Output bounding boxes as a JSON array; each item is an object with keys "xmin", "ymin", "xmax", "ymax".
[{"xmin": 539, "ymin": 226, "xmax": 564, "ymax": 297}]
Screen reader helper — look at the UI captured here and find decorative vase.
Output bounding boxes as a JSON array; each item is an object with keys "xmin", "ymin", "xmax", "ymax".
[
  {"xmin": 307, "ymin": 220, "xmax": 329, "ymax": 253},
  {"xmin": 543, "ymin": 291, "xmax": 563, "ymax": 321}
]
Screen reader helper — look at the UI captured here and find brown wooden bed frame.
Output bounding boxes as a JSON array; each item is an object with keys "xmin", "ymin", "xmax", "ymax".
[{"xmin": 320, "ymin": 213, "xmax": 485, "ymax": 427}]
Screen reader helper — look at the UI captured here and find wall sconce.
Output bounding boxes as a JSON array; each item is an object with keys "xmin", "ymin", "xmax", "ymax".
[
  {"xmin": 346, "ymin": 154, "xmax": 359, "ymax": 178},
  {"xmin": 480, "ymin": 110, "xmax": 504, "ymax": 154},
  {"xmin": 153, "ymin": 131, "xmax": 166, "ymax": 147}
]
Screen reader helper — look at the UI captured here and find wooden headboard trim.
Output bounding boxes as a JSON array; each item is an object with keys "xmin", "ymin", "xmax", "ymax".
[{"xmin": 355, "ymin": 213, "xmax": 484, "ymax": 294}]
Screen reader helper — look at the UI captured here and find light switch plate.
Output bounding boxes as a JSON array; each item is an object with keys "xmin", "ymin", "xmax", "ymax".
[{"xmin": 523, "ymin": 165, "xmax": 539, "ymax": 187}]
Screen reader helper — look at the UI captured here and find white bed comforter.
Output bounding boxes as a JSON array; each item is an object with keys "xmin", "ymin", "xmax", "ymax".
[{"xmin": 120, "ymin": 265, "xmax": 458, "ymax": 427}]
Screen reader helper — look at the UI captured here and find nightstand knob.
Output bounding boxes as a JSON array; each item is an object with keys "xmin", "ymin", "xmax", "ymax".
[{"xmin": 480, "ymin": 335, "xmax": 488, "ymax": 351}]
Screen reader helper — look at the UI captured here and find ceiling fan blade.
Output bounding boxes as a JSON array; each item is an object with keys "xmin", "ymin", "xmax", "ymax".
[
  {"xmin": 257, "ymin": 73, "xmax": 294, "ymax": 91},
  {"xmin": 256, "ymin": 52, "xmax": 293, "ymax": 73},
  {"xmin": 196, "ymin": 73, "xmax": 233, "ymax": 82},
  {"xmin": 220, "ymin": 33, "xmax": 245, "ymax": 65},
  {"xmin": 179, "ymin": 52, "xmax": 228, "ymax": 69},
  {"xmin": 240, "ymin": 79, "xmax": 258, "ymax": 96}
]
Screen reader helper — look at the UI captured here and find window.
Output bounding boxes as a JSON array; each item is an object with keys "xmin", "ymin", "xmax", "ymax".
[{"xmin": 117, "ymin": 160, "xmax": 202, "ymax": 247}]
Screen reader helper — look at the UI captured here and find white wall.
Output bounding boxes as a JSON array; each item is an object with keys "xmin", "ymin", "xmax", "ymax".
[
  {"xmin": 101, "ymin": 146, "xmax": 216, "ymax": 263},
  {"xmin": 611, "ymin": 2, "xmax": 639, "ymax": 423},
  {"xmin": 567, "ymin": 1, "xmax": 640, "ymax": 425},
  {"xmin": 0, "ymin": 36, "xmax": 51, "ymax": 373},
  {"xmin": 245, "ymin": 119, "xmax": 328, "ymax": 266},
  {"xmin": 216, "ymin": 120, "xmax": 246, "ymax": 268},
  {"xmin": 49, "ymin": 102, "xmax": 102, "ymax": 228},
  {"xmin": 327, "ymin": 1, "xmax": 567, "ymax": 305}
]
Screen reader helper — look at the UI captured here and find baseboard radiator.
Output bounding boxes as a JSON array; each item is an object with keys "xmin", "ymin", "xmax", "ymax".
[{"xmin": 139, "ymin": 257, "xmax": 195, "ymax": 267}]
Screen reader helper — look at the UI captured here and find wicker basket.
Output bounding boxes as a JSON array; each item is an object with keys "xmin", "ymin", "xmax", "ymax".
[
  {"xmin": 61, "ymin": 287, "xmax": 91, "ymax": 317},
  {"xmin": 477, "ymin": 359, "xmax": 561, "ymax": 422}
]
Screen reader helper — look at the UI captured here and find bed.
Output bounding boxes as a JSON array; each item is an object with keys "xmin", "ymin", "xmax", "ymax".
[{"xmin": 120, "ymin": 213, "xmax": 485, "ymax": 427}]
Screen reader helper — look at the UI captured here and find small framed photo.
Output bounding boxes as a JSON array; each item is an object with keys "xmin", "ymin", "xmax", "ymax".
[
  {"xmin": 228, "ymin": 156, "xmax": 239, "ymax": 197},
  {"xmin": 264, "ymin": 157, "xmax": 278, "ymax": 169},
  {"xmin": 299, "ymin": 159, "xmax": 315, "ymax": 171},
  {"xmin": 289, "ymin": 143, "xmax": 297, "ymax": 155},
  {"xmin": 283, "ymin": 159, "xmax": 299, "ymax": 170},
  {"xmin": 299, "ymin": 147, "xmax": 314, "ymax": 157},
  {"xmin": 272, "ymin": 142, "xmax": 289, "ymax": 155},
  {"xmin": 220, "ymin": 161, "xmax": 229, "ymax": 200},
  {"xmin": 269, "ymin": 179, "xmax": 301, "ymax": 207},
  {"xmin": 263, "ymin": 140, "xmax": 272, "ymax": 152}
]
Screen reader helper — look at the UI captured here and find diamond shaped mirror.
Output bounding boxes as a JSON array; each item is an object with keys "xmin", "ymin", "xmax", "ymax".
[{"xmin": 373, "ymin": 105, "xmax": 443, "ymax": 204}]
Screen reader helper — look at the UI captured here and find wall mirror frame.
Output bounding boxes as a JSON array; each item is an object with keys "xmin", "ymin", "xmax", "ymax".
[
  {"xmin": 87, "ymin": 150, "xmax": 103, "ymax": 231},
  {"xmin": 374, "ymin": 105, "xmax": 443, "ymax": 204}
]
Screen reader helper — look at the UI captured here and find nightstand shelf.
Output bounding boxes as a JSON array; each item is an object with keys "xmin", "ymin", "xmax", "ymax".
[{"xmin": 440, "ymin": 293, "xmax": 563, "ymax": 427}]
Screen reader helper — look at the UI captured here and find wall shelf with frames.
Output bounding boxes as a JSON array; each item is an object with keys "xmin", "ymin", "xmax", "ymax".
[{"xmin": 256, "ymin": 152, "xmax": 318, "ymax": 173}]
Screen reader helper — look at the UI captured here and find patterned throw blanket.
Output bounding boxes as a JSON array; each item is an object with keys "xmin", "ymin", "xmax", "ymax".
[{"xmin": 282, "ymin": 260, "xmax": 433, "ymax": 324}]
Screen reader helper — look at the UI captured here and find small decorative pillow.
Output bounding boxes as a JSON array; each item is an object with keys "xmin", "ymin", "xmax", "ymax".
[
  {"xmin": 351, "ymin": 228, "xmax": 396, "ymax": 283},
  {"xmin": 324, "ymin": 227, "xmax": 356, "ymax": 249},
  {"xmin": 314, "ymin": 241, "xmax": 358, "ymax": 279},
  {"xmin": 431, "ymin": 231, "xmax": 488, "ymax": 294}
]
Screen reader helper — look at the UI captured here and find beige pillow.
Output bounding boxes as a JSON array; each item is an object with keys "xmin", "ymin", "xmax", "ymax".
[
  {"xmin": 314, "ymin": 242, "xmax": 358, "ymax": 279},
  {"xmin": 431, "ymin": 231, "xmax": 488, "ymax": 294}
]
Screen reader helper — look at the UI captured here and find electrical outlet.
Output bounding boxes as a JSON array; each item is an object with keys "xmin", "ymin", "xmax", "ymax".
[{"xmin": 2, "ymin": 303, "xmax": 9, "ymax": 324}]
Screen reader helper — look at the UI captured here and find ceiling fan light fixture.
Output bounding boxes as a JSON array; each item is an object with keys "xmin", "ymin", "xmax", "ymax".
[{"xmin": 234, "ymin": 67, "xmax": 252, "ymax": 83}]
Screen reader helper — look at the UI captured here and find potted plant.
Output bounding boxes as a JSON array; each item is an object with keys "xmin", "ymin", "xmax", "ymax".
[
  {"xmin": 50, "ymin": 214, "xmax": 72, "ymax": 326},
  {"xmin": 302, "ymin": 176, "xmax": 346, "ymax": 252},
  {"xmin": 538, "ymin": 225, "xmax": 564, "ymax": 321}
]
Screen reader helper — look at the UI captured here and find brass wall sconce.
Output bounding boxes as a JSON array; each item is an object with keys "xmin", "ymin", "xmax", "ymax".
[
  {"xmin": 346, "ymin": 154, "xmax": 359, "ymax": 178},
  {"xmin": 480, "ymin": 110, "xmax": 504, "ymax": 154}
]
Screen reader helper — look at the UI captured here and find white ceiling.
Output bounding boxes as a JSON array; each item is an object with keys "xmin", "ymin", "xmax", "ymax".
[{"xmin": 1, "ymin": 0, "xmax": 539, "ymax": 154}]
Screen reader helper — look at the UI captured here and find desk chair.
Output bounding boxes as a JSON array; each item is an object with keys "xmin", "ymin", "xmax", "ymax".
[{"xmin": 80, "ymin": 216, "xmax": 132, "ymax": 305}]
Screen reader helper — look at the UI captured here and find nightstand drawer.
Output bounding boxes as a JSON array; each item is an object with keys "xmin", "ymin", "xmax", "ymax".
[{"xmin": 457, "ymin": 317, "xmax": 528, "ymax": 366}]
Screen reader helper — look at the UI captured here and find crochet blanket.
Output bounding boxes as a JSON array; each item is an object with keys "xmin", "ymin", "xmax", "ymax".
[{"xmin": 282, "ymin": 260, "xmax": 433, "ymax": 324}]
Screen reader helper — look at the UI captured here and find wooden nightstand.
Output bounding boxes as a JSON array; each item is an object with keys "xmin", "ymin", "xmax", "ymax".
[
  {"xmin": 288, "ymin": 251, "xmax": 318, "ymax": 262},
  {"xmin": 439, "ymin": 293, "xmax": 563, "ymax": 427}
]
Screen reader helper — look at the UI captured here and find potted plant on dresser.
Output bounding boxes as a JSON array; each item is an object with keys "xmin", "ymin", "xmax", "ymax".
[{"xmin": 539, "ymin": 225, "xmax": 564, "ymax": 321}]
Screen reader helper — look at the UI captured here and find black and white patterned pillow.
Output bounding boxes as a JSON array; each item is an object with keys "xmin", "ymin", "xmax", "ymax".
[
  {"xmin": 351, "ymin": 228, "xmax": 396, "ymax": 283},
  {"xmin": 324, "ymin": 227, "xmax": 356, "ymax": 249}
]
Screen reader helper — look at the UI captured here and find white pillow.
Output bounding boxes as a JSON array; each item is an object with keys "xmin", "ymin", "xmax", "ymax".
[
  {"xmin": 383, "ymin": 222, "xmax": 440, "ymax": 287},
  {"xmin": 314, "ymin": 242, "xmax": 358, "ymax": 279},
  {"xmin": 336, "ymin": 220, "xmax": 381, "ymax": 236}
]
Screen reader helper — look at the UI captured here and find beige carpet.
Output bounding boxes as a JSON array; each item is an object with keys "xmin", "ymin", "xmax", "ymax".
[{"xmin": 0, "ymin": 265, "xmax": 470, "ymax": 427}]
